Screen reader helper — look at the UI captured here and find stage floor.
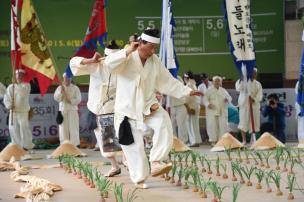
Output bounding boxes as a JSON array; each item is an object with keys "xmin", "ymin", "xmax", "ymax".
[{"xmin": 1, "ymin": 144, "xmax": 304, "ymax": 202}]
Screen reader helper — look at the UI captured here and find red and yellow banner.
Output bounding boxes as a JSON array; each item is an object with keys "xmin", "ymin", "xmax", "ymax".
[{"xmin": 19, "ymin": 0, "xmax": 59, "ymax": 94}]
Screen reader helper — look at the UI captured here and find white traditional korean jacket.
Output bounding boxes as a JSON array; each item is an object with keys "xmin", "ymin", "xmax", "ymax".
[
  {"xmin": 104, "ymin": 49, "xmax": 192, "ymax": 124},
  {"xmin": 70, "ymin": 57, "xmax": 116, "ymax": 115}
]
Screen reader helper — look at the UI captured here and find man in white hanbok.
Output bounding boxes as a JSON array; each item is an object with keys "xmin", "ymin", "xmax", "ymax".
[
  {"xmin": 204, "ymin": 76, "xmax": 231, "ymax": 144},
  {"xmin": 295, "ymin": 81, "xmax": 304, "ymax": 146},
  {"xmin": 169, "ymin": 76, "xmax": 189, "ymax": 144},
  {"xmin": 184, "ymin": 72, "xmax": 202, "ymax": 147},
  {"xmin": 104, "ymin": 28, "xmax": 202, "ymax": 188},
  {"xmin": 70, "ymin": 40, "xmax": 122, "ymax": 177},
  {"xmin": 235, "ymin": 68, "xmax": 263, "ymax": 144},
  {"xmin": 4, "ymin": 69, "xmax": 34, "ymax": 150},
  {"xmin": 54, "ymin": 74, "xmax": 81, "ymax": 146}
]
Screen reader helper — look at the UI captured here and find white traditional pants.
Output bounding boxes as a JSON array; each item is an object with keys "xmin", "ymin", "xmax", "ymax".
[
  {"xmin": 9, "ymin": 111, "xmax": 33, "ymax": 149},
  {"xmin": 94, "ymin": 116, "xmax": 116, "ymax": 158},
  {"xmin": 238, "ymin": 104, "xmax": 260, "ymax": 133},
  {"xmin": 171, "ymin": 104, "xmax": 189, "ymax": 143},
  {"xmin": 186, "ymin": 105, "xmax": 202, "ymax": 145},
  {"xmin": 206, "ymin": 113, "xmax": 228, "ymax": 142},
  {"xmin": 114, "ymin": 106, "xmax": 173, "ymax": 183},
  {"xmin": 59, "ymin": 110, "xmax": 80, "ymax": 146}
]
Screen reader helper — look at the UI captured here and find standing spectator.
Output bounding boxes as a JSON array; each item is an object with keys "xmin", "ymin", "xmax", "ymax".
[
  {"xmin": 169, "ymin": 76, "xmax": 189, "ymax": 144},
  {"xmin": 204, "ymin": 76, "xmax": 231, "ymax": 145},
  {"xmin": 261, "ymin": 93, "xmax": 286, "ymax": 143},
  {"xmin": 183, "ymin": 71, "xmax": 202, "ymax": 147},
  {"xmin": 4, "ymin": 69, "xmax": 34, "ymax": 150},
  {"xmin": 198, "ymin": 73, "xmax": 212, "ymax": 105},
  {"xmin": 54, "ymin": 73, "xmax": 81, "ymax": 146},
  {"xmin": 235, "ymin": 68, "xmax": 263, "ymax": 145}
]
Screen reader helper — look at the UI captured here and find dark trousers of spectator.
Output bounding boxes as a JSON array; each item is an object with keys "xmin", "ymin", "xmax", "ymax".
[{"xmin": 260, "ymin": 122, "xmax": 286, "ymax": 143}]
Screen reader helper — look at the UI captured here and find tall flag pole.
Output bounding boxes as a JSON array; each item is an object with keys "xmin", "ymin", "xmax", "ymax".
[
  {"xmin": 20, "ymin": 0, "xmax": 59, "ymax": 95},
  {"xmin": 224, "ymin": 0, "xmax": 257, "ymax": 136},
  {"xmin": 11, "ymin": 0, "xmax": 22, "ymax": 74},
  {"xmin": 159, "ymin": 0, "xmax": 179, "ymax": 78},
  {"xmin": 66, "ymin": 0, "xmax": 107, "ymax": 78},
  {"xmin": 10, "ymin": 0, "xmax": 22, "ymax": 125}
]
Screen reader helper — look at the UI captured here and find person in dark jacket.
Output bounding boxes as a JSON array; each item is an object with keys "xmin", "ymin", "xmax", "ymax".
[{"xmin": 262, "ymin": 93, "xmax": 286, "ymax": 143}]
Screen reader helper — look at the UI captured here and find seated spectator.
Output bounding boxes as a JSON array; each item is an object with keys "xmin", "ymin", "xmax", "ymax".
[{"xmin": 261, "ymin": 93, "xmax": 286, "ymax": 143}]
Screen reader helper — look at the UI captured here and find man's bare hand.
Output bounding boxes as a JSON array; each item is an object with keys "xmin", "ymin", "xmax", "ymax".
[
  {"xmin": 126, "ymin": 41, "xmax": 139, "ymax": 56},
  {"xmin": 150, "ymin": 103, "xmax": 159, "ymax": 112},
  {"xmin": 80, "ymin": 52, "xmax": 102, "ymax": 65},
  {"xmin": 190, "ymin": 90, "xmax": 203, "ymax": 96},
  {"xmin": 92, "ymin": 52, "xmax": 102, "ymax": 63}
]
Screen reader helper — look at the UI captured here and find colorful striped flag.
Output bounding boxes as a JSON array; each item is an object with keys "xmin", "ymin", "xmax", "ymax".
[
  {"xmin": 65, "ymin": 0, "xmax": 107, "ymax": 78},
  {"xmin": 159, "ymin": 0, "xmax": 179, "ymax": 78}
]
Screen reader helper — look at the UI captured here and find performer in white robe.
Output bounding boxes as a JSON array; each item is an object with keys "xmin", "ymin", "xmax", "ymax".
[
  {"xmin": 104, "ymin": 28, "xmax": 202, "ymax": 187},
  {"xmin": 295, "ymin": 81, "xmax": 304, "ymax": 145},
  {"xmin": 235, "ymin": 68, "xmax": 263, "ymax": 144},
  {"xmin": 197, "ymin": 73, "xmax": 212, "ymax": 142},
  {"xmin": 54, "ymin": 74, "xmax": 81, "ymax": 146},
  {"xmin": 204, "ymin": 76, "xmax": 231, "ymax": 144},
  {"xmin": 70, "ymin": 40, "xmax": 122, "ymax": 177},
  {"xmin": 169, "ymin": 76, "xmax": 189, "ymax": 144},
  {"xmin": 198, "ymin": 73, "xmax": 212, "ymax": 105},
  {"xmin": 4, "ymin": 69, "xmax": 34, "ymax": 150},
  {"xmin": 184, "ymin": 72, "xmax": 202, "ymax": 146}
]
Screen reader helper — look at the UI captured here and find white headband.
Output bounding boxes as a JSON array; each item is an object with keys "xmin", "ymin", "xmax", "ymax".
[
  {"xmin": 140, "ymin": 33, "xmax": 160, "ymax": 44},
  {"xmin": 104, "ymin": 48, "xmax": 119, "ymax": 56},
  {"xmin": 15, "ymin": 69, "xmax": 25, "ymax": 74},
  {"xmin": 212, "ymin": 76, "xmax": 222, "ymax": 82}
]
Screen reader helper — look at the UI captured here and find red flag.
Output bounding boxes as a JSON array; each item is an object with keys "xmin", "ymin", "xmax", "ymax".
[{"xmin": 66, "ymin": 0, "xmax": 107, "ymax": 78}]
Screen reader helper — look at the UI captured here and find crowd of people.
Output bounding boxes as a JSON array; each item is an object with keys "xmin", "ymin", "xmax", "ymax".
[{"xmin": 0, "ymin": 27, "xmax": 303, "ymax": 189}]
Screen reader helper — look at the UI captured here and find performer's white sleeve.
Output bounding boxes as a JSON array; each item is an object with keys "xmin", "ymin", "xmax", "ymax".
[
  {"xmin": 155, "ymin": 59, "xmax": 191, "ymax": 99},
  {"xmin": 70, "ymin": 56, "xmax": 102, "ymax": 76}
]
